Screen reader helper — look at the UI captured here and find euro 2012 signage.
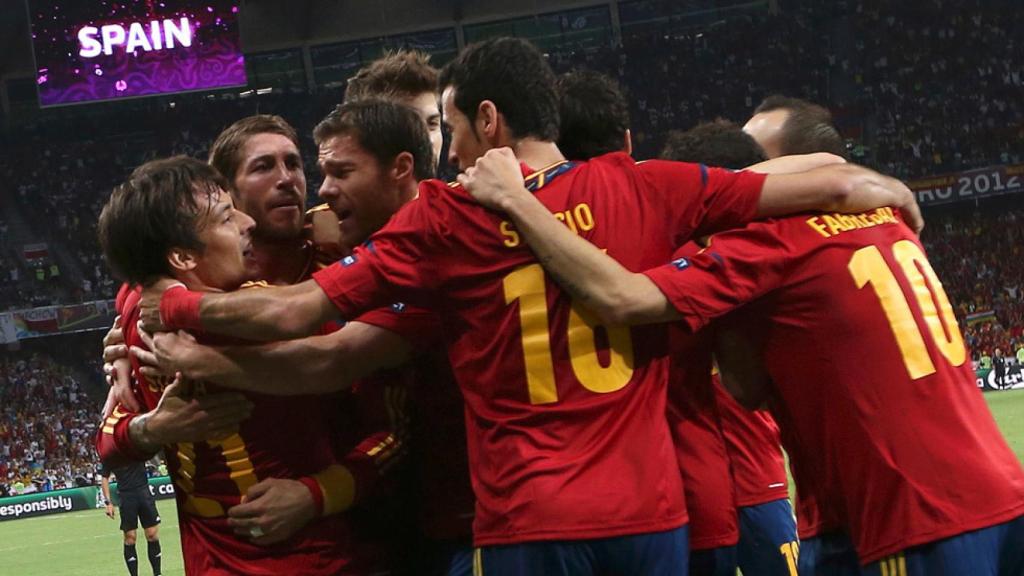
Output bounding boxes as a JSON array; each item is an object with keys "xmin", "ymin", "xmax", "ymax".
[
  {"xmin": 909, "ymin": 164, "xmax": 1024, "ymax": 207},
  {"xmin": 29, "ymin": 0, "xmax": 247, "ymax": 107}
]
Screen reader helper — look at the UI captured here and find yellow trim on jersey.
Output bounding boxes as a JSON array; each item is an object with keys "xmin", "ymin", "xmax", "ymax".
[
  {"xmin": 879, "ymin": 552, "xmax": 907, "ymax": 576},
  {"xmin": 473, "ymin": 548, "xmax": 483, "ymax": 576},
  {"xmin": 523, "ymin": 160, "xmax": 570, "ymax": 184},
  {"xmin": 312, "ymin": 464, "xmax": 356, "ymax": 516},
  {"xmin": 102, "ymin": 425, "xmax": 114, "ymax": 434}
]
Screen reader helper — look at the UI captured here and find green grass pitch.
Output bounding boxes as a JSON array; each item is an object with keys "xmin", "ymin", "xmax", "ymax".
[{"xmin": 2, "ymin": 389, "xmax": 1023, "ymax": 575}]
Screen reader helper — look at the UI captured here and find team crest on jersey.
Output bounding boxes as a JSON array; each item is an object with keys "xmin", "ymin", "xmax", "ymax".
[
  {"xmin": 341, "ymin": 255, "xmax": 358, "ymax": 267},
  {"xmin": 671, "ymin": 257, "xmax": 690, "ymax": 270}
]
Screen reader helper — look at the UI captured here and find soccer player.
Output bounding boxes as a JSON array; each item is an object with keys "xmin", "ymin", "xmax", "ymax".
[
  {"xmin": 96, "ymin": 156, "xmax": 359, "ymax": 575},
  {"xmin": 309, "ymin": 50, "xmax": 442, "ymax": 263},
  {"xmin": 100, "ymin": 460, "xmax": 163, "ymax": 576},
  {"xmin": 140, "ymin": 38, "xmax": 920, "ymax": 575},
  {"xmin": 741, "ymin": 98, "xmax": 856, "ymax": 573},
  {"xmin": 344, "ymin": 49, "xmax": 443, "ymax": 168},
  {"xmin": 458, "ymin": 142, "xmax": 1024, "ymax": 575},
  {"xmin": 742, "ymin": 95, "xmax": 847, "ymax": 159},
  {"xmin": 555, "ymin": 70, "xmax": 632, "ymax": 160},
  {"xmin": 661, "ymin": 120, "xmax": 799, "ymax": 576},
  {"xmin": 558, "ymin": 72, "xmax": 741, "ymax": 576}
]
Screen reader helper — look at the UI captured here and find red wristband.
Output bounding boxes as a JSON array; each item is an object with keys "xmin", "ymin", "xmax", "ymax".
[
  {"xmin": 297, "ymin": 476, "xmax": 325, "ymax": 516},
  {"xmin": 161, "ymin": 286, "xmax": 204, "ymax": 331}
]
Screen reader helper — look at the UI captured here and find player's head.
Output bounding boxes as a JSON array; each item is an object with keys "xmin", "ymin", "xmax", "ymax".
[
  {"xmin": 208, "ymin": 115, "xmax": 307, "ymax": 242},
  {"xmin": 557, "ymin": 70, "xmax": 631, "ymax": 160},
  {"xmin": 743, "ymin": 95, "xmax": 847, "ymax": 159},
  {"xmin": 345, "ymin": 50, "xmax": 442, "ymax": 170},
  {"xmin": 314, "ymin": 99, "xmax": 433, "ymax": 248},
  {"xmin": 438, "ymin": 37, "xmax": 560, "ymax": 171},
  {"xmin": 661, "ymin": 119, "xmax": 767, "ymax": 169},
  {"xmin": 99, "ymin": 156, "xmax": 256, "ymax": 291}
]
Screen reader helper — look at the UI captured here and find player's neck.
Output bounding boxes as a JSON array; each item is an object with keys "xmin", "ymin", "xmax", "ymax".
[
  {"xmin": 251, "ymin": 235, "xmax": 310, "ymax": 286},
  {"xmin": 510, "ymin": 138, "xmax": 565, "ymax": 171}
]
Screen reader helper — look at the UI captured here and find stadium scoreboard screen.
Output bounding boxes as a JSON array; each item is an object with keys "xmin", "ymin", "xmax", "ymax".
[{"xmin": 28, "ymin": 0, "xmax": 247, "ymax": 107}]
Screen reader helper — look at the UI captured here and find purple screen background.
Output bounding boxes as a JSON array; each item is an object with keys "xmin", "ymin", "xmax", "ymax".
[{"xmin": 30, "ymin": 0, "xmax": 246, "ymax": 107}]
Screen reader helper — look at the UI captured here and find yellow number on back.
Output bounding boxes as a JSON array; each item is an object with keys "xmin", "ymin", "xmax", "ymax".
[
  {"xmin": 848, "ymin": 241, "xmax": 966, "ymax": 380},
  {"xmin": 504, "ymin": 264, "xmax": 636, "ymax": 404}
]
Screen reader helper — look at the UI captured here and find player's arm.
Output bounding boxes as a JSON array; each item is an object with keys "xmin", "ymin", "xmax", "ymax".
[
  {"xmin": 97, "ymin": 375, "xmax": 253, "ymax": 466},
  {"xmin": 459, "ymin": 148, "xmax": 679, "ymax": 324},
  {"xmin": 100, "ymin": 474, "xmax": 115, "ymax": 518},
  {"xmin": 756, "ymin": 163, "xmax": 922, "ymax": 232},
  {"xmin": 228, "ymin": 390, "xmax": 411, "ymax": 545},
  {"xmin": 139, "ymin": 278, "xmax": 338, "ymax": 340},
  {"xmin": 744, "ymin": 152, "xmax": 846, "ymax": 174},
  {"xmin": 132, "ymin": 323, "xmax": 413, "ymax": 395}
]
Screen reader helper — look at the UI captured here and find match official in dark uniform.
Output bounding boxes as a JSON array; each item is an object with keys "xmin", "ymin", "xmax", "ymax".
[{"xmin": 100, "ymin": 460, "xmax": 162, "ymax": 576}]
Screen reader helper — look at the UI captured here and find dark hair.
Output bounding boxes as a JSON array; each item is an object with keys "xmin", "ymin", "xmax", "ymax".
[
  {"xmin": 661, "ymin": 120, "xmax": 768, "ymax": 169},
  {"xmin": 556, "ymin": 70, "xmax": 630, "ymax": 160},
  {"xmin": 438, "ymin": 37, "xmax": 560, "ymax": 141},
  {"xmin": 313, "ymin": 100, "xmax": 434, "ymax": 181},
  {"xmin": 99, "ymin": 156, "xmax": 227, "ymax": 285},
  {"xmin": 208, "ymin": 115, "xmax": 300, "ymax": 188},
  {"xmin": 345, "ymin": 50, "xmax": 439, "ymax": 103},
  {"xmin": 753, "ymin": 95, "xmax": 847, "ymax": 158}
]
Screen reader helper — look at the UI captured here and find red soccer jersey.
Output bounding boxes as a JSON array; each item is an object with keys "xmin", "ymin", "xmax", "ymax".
[
  {"xmin": 99, "ymin": 289, "xmax": 365, "ymax": 575},
  {"xmin": 312, "ymin": 152, "xmax": 766, "ymax": 545},
  {"xmin": 644, "ymin": 207, "xmax": 1024, "ymax": 563},
  {"xmin": 355, "ymin": 306, "xmax": 476, "ymax": 541},
  {"xmin": 713, "ymin": 379, "xmax": 789, "ymax": 507},
  {"xmin": 667, "ymin": 331, "xmax": 739, "ymax": 550}
]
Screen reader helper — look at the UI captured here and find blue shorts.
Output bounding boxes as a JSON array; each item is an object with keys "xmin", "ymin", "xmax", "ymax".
[
  {"xmin": 690, "ymin": 545, "xmax": 736, "ymax": 576},
  {"xmin": 864, "ymin": 515, "xmax": 1024, "ymax": 576},
  {"xmin": 473, "ymin": 526, "xmax": 689, "ymax": 576},
  {"xmin": 737, "ymin": 498, "xmax": 799, "ymax": 576},
  {"xmin": 446, "ymin": 543, "xmax": 474, "ymax": 576},
  {"xmin": 798, "ymin": 532, "xmax": 861, "ymax": 576}
]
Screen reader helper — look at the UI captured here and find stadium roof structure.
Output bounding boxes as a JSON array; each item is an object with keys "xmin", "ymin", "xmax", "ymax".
[{"xmin": 0, "ymin": 0, "xmax": 606, "ymax": 79}]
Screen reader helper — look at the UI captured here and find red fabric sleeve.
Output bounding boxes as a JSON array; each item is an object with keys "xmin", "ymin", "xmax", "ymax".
[
  {"xmin": 642, "ymin": 222, "xmax": 789, "ymax": 333},
  {"xmin": 115, "ymin": 283, "xmax": 135, "ymax": 314},
  {"xmin": 95, "ymin": 404, "xmax": 158, "ymax": 468},
  {"xmin": 637, "ymin": 161, "xmax": 766, "ymax": 245},
  {"xmin": 353, "ymin": 305, "xmax": 442, "ymax": 351},
  {"xmin": 341, "ymin": 367, "xmax": 413, "ymax": 505},
  {"xmin": 312, "ymin": 184, "xmax": 449, "ymax": 320}
]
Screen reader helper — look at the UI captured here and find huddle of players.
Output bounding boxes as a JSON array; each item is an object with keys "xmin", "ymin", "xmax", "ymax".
[{"xmin": 93, "ymin": 37, "xmax": 1024, "ymax": 576}]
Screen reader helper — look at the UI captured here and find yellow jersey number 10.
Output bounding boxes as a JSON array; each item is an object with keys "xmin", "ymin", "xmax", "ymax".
[
  {"xmin": 503, "ymin": 263, "xmax": 635, "ymax": 405},
  {"xmin": 849, "ymin": 239, "xmax": 966, "ymax": 380}
]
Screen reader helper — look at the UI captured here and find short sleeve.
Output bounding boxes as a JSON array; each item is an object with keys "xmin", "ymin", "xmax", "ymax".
[
  {"xmin": 637, "ymin": 160, "xmax": 767, "ymax": 245},
  {"xmin": 353, "ymin": 304, "xmax": 443, "ymax": 351},
  {"xmin": 312, "ymin": 183, "xmax": 450, "ymax": 320},
  {"xmin": 642, "ymin": 222, "xmax": 789, "ymax": 333}
]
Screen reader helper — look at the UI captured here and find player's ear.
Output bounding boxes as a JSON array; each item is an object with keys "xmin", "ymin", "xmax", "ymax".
[
  {"xmin": 390, "ymin": 151, "xmax": 415, "ymax": 183},
  {"xmin": 166, "ymin": 248, "xmax": 198, "ymax": 274},
  {"xmin": 477, "ymin": 100, "xmax": 500, "ymax": 142}
]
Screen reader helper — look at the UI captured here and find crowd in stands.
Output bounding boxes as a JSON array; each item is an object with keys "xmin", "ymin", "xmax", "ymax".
[
  {"xmin": 0, "ymin": 335, "xmax": 105, "ymax": 497},
  {"xmin": 923, "ymin": 206, "xmax": 1024, "ymax": 365}
]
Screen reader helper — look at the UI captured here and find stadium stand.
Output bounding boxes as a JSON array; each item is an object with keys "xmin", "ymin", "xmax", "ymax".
[{"xmin": 0, "ymin": 335, "xmax": 106, "ymax": 498}]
